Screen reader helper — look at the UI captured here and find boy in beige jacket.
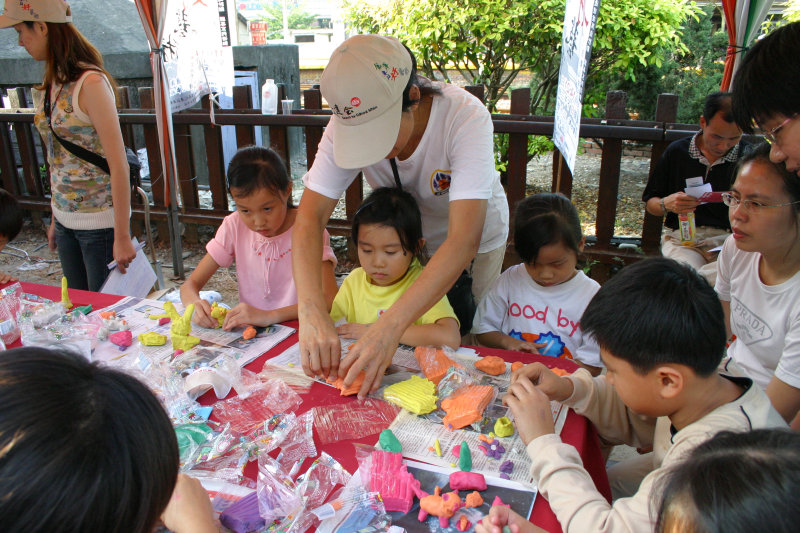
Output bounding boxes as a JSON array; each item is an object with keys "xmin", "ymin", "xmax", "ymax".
[{"xmin": 478, "ymin": 258, "xmax": 786, "ymax": 533}]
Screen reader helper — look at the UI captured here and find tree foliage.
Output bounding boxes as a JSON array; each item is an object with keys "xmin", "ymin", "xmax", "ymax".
[
  {"xmin": 343, "ymin": 0, "xmax": 696, "ymax": 114},
  {"xmin": 259, "ymin": 1, "xmax": 318, "ymax": 40},
  {"xmin": 586, "ymin": 4, "xmax": 726, "ymax": 123}
]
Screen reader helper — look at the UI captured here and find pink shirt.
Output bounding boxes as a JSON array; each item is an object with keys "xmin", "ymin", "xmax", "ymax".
[{"xmin": 207, "ymin": 211, "xmax": 336, "ymax": 311}]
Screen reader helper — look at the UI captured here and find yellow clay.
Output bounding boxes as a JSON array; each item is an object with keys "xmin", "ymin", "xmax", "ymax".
[{"xmin": 138, "ymin": 332, "xmax": 167, "ymax": 346}]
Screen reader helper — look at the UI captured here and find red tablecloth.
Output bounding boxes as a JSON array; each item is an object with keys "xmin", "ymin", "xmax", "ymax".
[{"xmin": 5, "ymin": 281, "xmax": 611, "ymax": 533}]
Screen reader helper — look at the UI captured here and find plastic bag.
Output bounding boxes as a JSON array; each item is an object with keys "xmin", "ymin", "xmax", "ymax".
[
  {"xmin": 313, "ymin": 398, "xmax": 401, "ymax": 445},
  {"xmin": 315, "ymin": 488, "xmax": 391, "ymax": 533},
  {"xmin": 213, "ymin": 379, "xmax": 303, "ymax": 434},
  {"xmin": 0, "ymin": 282, "xmax": 23, "ymax": 345},
  {"xmin": 275, "ymin": 412, "xmax": 316, "ymax": 477},
  {"xmin": 256, "ymin": 454, "xmax": 303, "ymax": 523},
  {"xmin": 20, "ymin": 307, "xmax": 101, "ymax": 357},
  {"xmin": 258, "ymin": 362, "xmax": 315, "ymax": 394}
]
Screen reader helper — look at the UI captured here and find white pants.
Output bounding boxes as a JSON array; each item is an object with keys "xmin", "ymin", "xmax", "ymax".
[{"xmin": 661, "ymin": 227, "xmax": 730, "ymax": 286}]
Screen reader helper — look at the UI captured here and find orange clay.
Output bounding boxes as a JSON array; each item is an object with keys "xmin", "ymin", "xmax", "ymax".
[
  {"xmin": 465, "ymin": 491, "xmax": 483, "ymax": 508},
  {"xmin": 419, "ymin": 486, "xmax": 462, "ymax": 520},
  {"xmin": 242, "ymin": 326, "xmax": 257, "ymax": 340},
  {"xmin": 511, "ymin": 361, "xmax": 524, "ymax": 372},
  {"xmin": 478, "ymin": 434, "xmax": 491, "ymax": 443},
  {"xmin": 457, "ymin": 515, "xmax": 470, "ymax": 531},
  {"xmin": 551, "ymin": 367, "xmax": 570, "ymax": 377},
  {"xmin": 441, "ymin": 385, "xmax": 494, "ymax": 429},
  {"xmin": 99, "ymin": 311, "xmax": 116, "ymax": 319},
  {"xmin": 326, "ymin": 371, "xmax": 366, "ymax": 396},
  {"xmin": 474, "ymin": 355, "xmax": 506, "ymax": 375},
  {"xmin": 414, "ymin": 346, "xmax": 463, "ymax": 385}
]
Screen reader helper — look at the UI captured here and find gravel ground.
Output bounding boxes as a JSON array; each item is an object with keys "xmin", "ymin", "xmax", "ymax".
[{"xmin": 1, "ymin": 151, "xmax": 652, "ymax": 304}]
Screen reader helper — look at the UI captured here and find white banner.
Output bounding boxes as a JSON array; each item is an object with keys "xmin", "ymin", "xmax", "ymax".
[
  {"xmin": 161, "ymin": 0, "xmax": 234, "ymax": 112},
  {"xmin": 553, "ymin": 0, "xmax": 601, "ymax": 174}
]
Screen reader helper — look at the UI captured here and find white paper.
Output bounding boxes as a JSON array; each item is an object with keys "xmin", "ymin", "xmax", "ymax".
[
  {"xmin": 685, "ymin": 182, "xmax": 713, "ymax": 199},
  {"xmin": 100, "ymin": 237, "xmax": 157, "ymax": 298}
]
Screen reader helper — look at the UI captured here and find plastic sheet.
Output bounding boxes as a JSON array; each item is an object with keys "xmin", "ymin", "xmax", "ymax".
[
  {"xmin": 0, "ymin": 282, "xmax": 23, "ymax": 345},
  {"xmin": 316, "ymin": 488, "xmax": 391, "ymax": 533},
  {"xmin": 19, "ymin": 307, "xmax": 101, "ymax": 358},
  {"xmin": 258, "ymin": 362, "xmax": 315, "ymax": 394},
  {"xmin": 256, "ymin": 454, "xmax": 303, "ymax": 523},
  {"xmin": 313, "ymin": 398, "xmax": 401, "ymax": 445},
  {"xmin": 275, "ymin": 412, "xmax": 316, "ymax": 476},
  {"xmin": 213, "ymin": 379, "xmax": 303, "ymax": 434}
]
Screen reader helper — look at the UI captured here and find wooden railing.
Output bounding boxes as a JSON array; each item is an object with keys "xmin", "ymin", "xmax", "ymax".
[{"xmin": 0, "ymin": 84, "xmax": 705, "ymax": 281}]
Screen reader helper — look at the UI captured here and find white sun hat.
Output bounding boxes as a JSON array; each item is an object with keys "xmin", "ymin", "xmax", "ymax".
[
  {"xmin": 320, "ymin": 34, "xmax": 413, "ymax": 169},
  {"xmin": 0, "ymin": 0, "xmax": 72, "ymax": 29}
]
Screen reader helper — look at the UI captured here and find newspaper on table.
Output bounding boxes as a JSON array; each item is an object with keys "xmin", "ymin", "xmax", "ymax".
[
  {"xmin": 267, "ymin": 339, "xmax": 567, "ymax": 488},
  {"xmin": 90, "ymin": 296, "xmax": 294, "ymax": 368}
]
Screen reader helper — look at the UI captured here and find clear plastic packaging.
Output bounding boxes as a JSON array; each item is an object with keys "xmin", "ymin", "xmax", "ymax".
[
  {"xmin": 256, "ymin": 453, "xmax": 302, "ymax": 522},
  {"xmin": 316, "ymin": 488, "xmax": 391, "ymax": 533},
  {"xmin": 19, "ymin": 307, "xmax": 101, "ymax": 357},
  {"xmin": 0, "ymin": 282, "xmax": 23, "ymax": 345},
  {"xmin": 275, "ymin": 411, "xmax": 316, "ymax": 476},
  {"xmin": 313, "ymin": 398, "xmax": 401, "ymax": 446},
  {"xmin": 213, "ymin": 379, "xmax": 303, "ymax": 434},
  {"xmin": 258, "ymin": 362, "xmax": 315, "ymax": 393}
]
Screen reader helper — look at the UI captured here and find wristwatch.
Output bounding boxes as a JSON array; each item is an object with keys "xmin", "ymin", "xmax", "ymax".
[{"xmin": 660, "ymin": 198, "xmax": 668, "ymax": 215}]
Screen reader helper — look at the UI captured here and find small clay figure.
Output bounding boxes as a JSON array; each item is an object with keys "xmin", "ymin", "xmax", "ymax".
[
  {"xmin": 242, "ymin": 326, "xmax": 257, "ymax": 340},
  {"xmin": 379, "ymin": 429, "xmax": 402, "ymax": 453},
  {"xmin": 494, "ymin": 416, "xmax": 514, "ymax": 437},
  {"xmin": 60, "ymin": 277, "xmax": 72, "ymax": 309},
  {"xmin": 474, "ymin": 355, "xmax": 506, "ymax": 376}
]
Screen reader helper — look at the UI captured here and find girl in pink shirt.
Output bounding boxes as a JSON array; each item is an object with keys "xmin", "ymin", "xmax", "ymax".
[{"xmin": 180, "ymin": 146, "xmax": 338, "ymax": 330}]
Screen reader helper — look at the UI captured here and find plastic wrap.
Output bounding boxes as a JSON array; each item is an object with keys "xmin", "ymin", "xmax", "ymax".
[
  {"xmin": 272, "ymin": 453, "xmax": 352, "ymax": 533},
  {"xmin": 313, "ymin": 398, "xmax": 401, "ymax": 445},
  {"xmin": 19, "ymin": 307, "xmax": 101, "ymax": 357},
  {"xmin": 213, "ymin": 379, "xmax": 303, "ymax": 434},
  {"xmin": 256, "ymin": 454, "xmax": 303, "ymax": 523},
  {"xmin": 315, "ymin": 488, "xmax": 391, "ymax": 533},
  {"xmin": 414, "ymin": 345, "xmax": 463, "ymax": 385},
  {"xmin": 275, "ymin": 412, "xmax": 316, "ymax": 476},
  {"xmin": 259, "ymin": 362, "xmax": 315, "ymax": 393},
  {"xmin": 181, "ymin": 351, "xmax": 256, "ymax": 400},
  {"xmin": 0, "ymin": 282, "xmax": 23, "ymax": 345}
]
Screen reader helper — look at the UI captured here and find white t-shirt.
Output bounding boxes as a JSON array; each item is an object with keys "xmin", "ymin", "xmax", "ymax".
[
  {"xmin": 715, "ymin": 236, "xmax": 800, "ymax": 390},
  {"xmin": 303, "ymin": 82, "xmax": 508, "ymax": 254},
  {"xmin": 472, "ymin": 264, "xmax": 602, "ymax": 368}
]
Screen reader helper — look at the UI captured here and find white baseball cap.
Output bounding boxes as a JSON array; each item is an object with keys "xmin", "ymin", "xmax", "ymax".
[
  {"xmin": 0, "ymin": 0, "xmax": 72, "ymax": 29},
  {"xmin": 321, "ymin": 34, "xmax": 413, "ymax": 169}
]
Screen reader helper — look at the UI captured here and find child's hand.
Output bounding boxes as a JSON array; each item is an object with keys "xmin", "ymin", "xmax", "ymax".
[
  {"xmin": 475, "ymin": 504, "xmax": 547, "ymax": 533},
  {"xmin": 0, "ymin": 270, "xmax": 17, "ymax": 285},
  {"xmin": 507, "ymin": 338, "xmax": 546, "ymax": 354},
  {"xmin": 336, "ymin": 322, "xmax": 369, "ymax": 340},
  {"xmin": 503, "ymin": 375, "xmax": 556, "ymax": 445},
  {"xmin": 161, "ymin": 474, "xmax": 218, "ymax": 533},
  {"xmin": 223, "ymin": 303, "xmax": 264, "ymax": 330},
  {"xmin": 191, "ymin": 299, "xmax": 217, "ymax": 329},
  {"xmin": 511, "ymin": 362, "xmax": 574, "ymax": 402}
]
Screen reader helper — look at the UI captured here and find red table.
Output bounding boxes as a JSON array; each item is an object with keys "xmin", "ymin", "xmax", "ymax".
[{"xmin": 5, "ymin": 281, "xmax": 611, "ymax": 533}]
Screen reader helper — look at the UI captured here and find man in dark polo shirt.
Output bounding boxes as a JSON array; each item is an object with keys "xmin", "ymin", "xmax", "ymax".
[{"xmin": 643, "ymin": 92, "xmax": 749, "ymax": 283}]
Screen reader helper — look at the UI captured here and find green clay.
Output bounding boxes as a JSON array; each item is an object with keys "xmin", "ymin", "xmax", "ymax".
[
  {"xmin": 379, "ymin": 429, "xmax": 402, "ymax": 453},
  {"xmin": 458, "ymin": 440, "xmax": 472, "ymax": 471},
  {"xmin": 74, "ymin": 305, "xmax": 92, "ymax": 315}
]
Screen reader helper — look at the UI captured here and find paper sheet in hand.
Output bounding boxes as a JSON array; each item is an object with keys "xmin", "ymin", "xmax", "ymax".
[{"xmin": 100, "ymin": 237, "xmax": 157, "ymax": 297}]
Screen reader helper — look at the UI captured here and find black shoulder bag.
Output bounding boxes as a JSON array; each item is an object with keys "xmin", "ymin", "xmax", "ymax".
[
  {"xmin": 44, "ymin": 84, "xmax": 141, "ymax": 191},
  {"xmin": 390, "ymin": 158, "xmax": 476, "ymax": 336}
]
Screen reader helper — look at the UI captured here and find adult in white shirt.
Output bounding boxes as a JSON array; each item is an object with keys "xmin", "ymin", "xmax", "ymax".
[
  {"xmin": 293, "ymin": 35, "xmax": 508, "ymax": 397},
  {"xmin": 716, "ymin": 143, "xmax": 800, "ymax": 425}
]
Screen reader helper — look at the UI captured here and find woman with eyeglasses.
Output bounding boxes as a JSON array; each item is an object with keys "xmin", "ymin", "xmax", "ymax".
[
  {"xmin": 716, "ymin": 142, "xmax": 800, "ymax": 427},
  {"xmin": 732, "ymin": 21, "xmax": 800, "ymax": 177}
]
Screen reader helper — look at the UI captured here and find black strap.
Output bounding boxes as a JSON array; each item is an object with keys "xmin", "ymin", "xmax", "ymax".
[
  {"xmin": 389, "ymin": 157, "xmax": 402, "ymax": 190},
  {"xmin": 44, "ymin": 84, "xmax": 111, "ymax": 174}
]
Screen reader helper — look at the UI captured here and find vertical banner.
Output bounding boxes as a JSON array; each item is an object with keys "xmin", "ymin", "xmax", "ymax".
[
  {"xmin": 161, "ymin": 0, "xmax": 234, "ymax": 112},
  {"xmin": 553, "ymin": 0, "xmax": 601, "ymax": 174}
]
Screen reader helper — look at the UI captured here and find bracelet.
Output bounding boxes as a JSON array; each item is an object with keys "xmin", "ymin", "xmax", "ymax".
[{"xmin": 660, "ymin": 198, "xmax": 668, "ymax": 215}]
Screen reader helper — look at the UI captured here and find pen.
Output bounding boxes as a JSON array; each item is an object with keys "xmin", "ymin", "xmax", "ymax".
[{"xmin": 107, "ymin": 241, "xmax": 146, "ymax": 270}]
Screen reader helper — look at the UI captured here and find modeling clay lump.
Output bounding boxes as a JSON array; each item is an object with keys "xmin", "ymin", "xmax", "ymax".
[
  {"xmin": 369, "ymin": 450, "xmax": 420, "ymax": 513},
  {"xmin": 383, "ymin": 375, "xmax": 438, "ymax": 414},
  {"xmin": 414, "ymin": 346, "xmax": 463, "ymax": 385},
  {"xmin": 474, "ymin": 355, "xmax": 506, "ymax": 376},
  {"xmin": 441, "ymin": 384, "xmax": 494, "ymax": 429},
  {"xmin": 326, "ymin": 371, "xmax": 366, "ymax": 396}
]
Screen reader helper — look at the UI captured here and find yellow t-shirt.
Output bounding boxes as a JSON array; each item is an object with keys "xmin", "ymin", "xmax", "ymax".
[{"xmin": 330, "ymin": 259, "xmax": 458, "ymax": 326}]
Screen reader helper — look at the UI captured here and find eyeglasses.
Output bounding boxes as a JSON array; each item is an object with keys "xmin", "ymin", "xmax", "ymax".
[
  {"xmin": 721, "ymin": 192, "xmax": 800, "ymax": 214},
  {"xmin": 761, "ymin": 114, "xmax": 797, "ymax": 145}
]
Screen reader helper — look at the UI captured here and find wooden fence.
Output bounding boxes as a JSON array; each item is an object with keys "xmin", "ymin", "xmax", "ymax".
[{"xmin": 0, "ymin": 83, "xmax": 704, "ymax": 281}]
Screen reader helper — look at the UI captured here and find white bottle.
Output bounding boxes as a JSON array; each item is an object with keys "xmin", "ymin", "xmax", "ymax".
[{"xmin": 261, "ymin": 78, "xmax": 278, "ymax": 114}]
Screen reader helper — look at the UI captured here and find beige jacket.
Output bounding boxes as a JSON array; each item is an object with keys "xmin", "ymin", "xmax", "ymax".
[{"xmin": 527, "ymin": 369, "xmax": 787, "ymax": 533}]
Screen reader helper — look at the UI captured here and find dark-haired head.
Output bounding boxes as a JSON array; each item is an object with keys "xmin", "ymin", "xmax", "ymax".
[
  {"xmin": 514, "ymin": 193, "xmax": 583, "ymax": 264},
  {"xmin": 731, "ymin": 22, "xmax": 800, "ymax": 133},
  {"xmin": 654, "ymin": 428, "xmax": 800, "ymax": 533},
  {"xmin": 702, "ymin": 92, "xmax": 734, "ymax": 123},
  {"xmin": 352, "ymin": 187, "xmax": 426, "ymax": 262},
  {"xmin": 581, "ymin": 258, "xmax": 726, "ymax": 376},
  {"xmin": 0, "ymin": 188, "xmax": 23, "ymax": 243},
  {"xmin": 735, "ymin": 142, "xmax": 800, "ymax": 212},
  {"xmin": 226, "ymin": 145, "xmax": 292, "ymax": 206},
  {"xmin": 0, "ymin": 347, "xmax": 178, "ymax": 533}
]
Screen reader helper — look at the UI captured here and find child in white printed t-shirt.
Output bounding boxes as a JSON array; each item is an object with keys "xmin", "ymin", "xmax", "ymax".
[{"xmin": 472, "ymin": 193, "xmax": 602, "ymax": 375}]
